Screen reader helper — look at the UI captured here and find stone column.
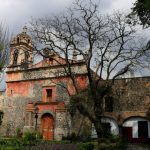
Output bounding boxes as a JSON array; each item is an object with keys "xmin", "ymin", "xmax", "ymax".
[
  {"xmin": 23, "ymin": 102, "xmax": 35, "ymax": 133},
  {"xmin": 55, "ymin": 109, "xmax": 69, "ymax": 140}
]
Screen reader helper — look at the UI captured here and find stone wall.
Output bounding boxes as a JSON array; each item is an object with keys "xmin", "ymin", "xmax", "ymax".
[
  {"xmin": 104, "ymin": 77, "xmax": 150, "ymax": 123},
  {"xmin": 55, "ymin": 110, "xmax": 71, "ymax": 140},
  {"xmin": 113, "ymin": 78, "xmax": 150, "ymax": 111},
  {"xmin": 0, "ymin": 96, "xmax": 29, "ymax": 136},
  {"xmin": 6, "ymin": 62, "xmax": 87, "ymax": 82},
  {"xmin": 0, "ymin": 74, "xmax": 88, "ymax": 137}
]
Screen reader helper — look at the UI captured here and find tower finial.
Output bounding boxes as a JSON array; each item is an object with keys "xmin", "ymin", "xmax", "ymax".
[
  {"xmin": 72, "ymin": 50, "xmax": 78, "ymax": 60},
  {"xmin": 22, "ymin": 26, "xmax": 27, "ymax": 34}
]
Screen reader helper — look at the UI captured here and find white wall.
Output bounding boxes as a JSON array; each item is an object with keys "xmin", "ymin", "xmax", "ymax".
[
  {"xmin": 91, "ymin": 117, "xmax": 119, "ymax": 138},
  {"xmin": 123, "ymin": 117, "xmax": 150, "ymax": 138},
  {"xmin": 102, "ymin": 118, "xmax": 119, "ymax": 135}
]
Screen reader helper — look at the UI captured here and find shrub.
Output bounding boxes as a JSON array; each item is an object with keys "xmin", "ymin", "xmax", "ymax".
[
  {"xmin": 16, "ymin": 128, "xmax": 22, "ymax": 138},
  {"xmin": 62, "ymin": 132, "xmax": 79, "ymax": 142},
  {"xmin": 96, "ymin": 137, "xmax": 127, "ymax": 150},
  {"xmin": 96, "ymin": 143, "xmax": 117, "ymax": 150},
  {"xmin": 62, "ymin": 132, "xmax": 91, "ymax": 143},
  {"xmin": 78, "ymin": 142, "xmax": 94, "ymax": 150},
  {"xmin": 23, "ymin": 131, "xmax": 41, "ymax": 142},
  {"xmin": 0, "ymin": 138, "xmax": 26, "ymax": 150},
  {"xmin": 98, "ymin": 138, "xmax": 110, "ymax": 144}
]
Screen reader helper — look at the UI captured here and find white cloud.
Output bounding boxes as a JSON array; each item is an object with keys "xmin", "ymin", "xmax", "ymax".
[
  {"xmin": 110, "ymin": 0, "xmax": 135, "ymax": 10},
  {"xmin": 0, "ymin": 0, "xmax": 72, "ymax": 33},
  {"xmin": 0, "ymin": 0, "xmax": 138, "ymax": 36},
  {"xmin": 100, "ymin": 0, "xmax": 136, "ymax": 14}
]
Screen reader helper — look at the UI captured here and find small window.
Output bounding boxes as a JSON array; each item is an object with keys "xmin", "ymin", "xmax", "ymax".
[
  {"xmin": 46, "ymin": 89, "xmax": 52, "ymax": 102},
  {"xmin": 49, "ymin": 57, "xmax": 53, "ymax": 65},
  {"xmin": 105, "ymin": 97, "xmax": 113, "ymax": 112},
  {"xmin": 28, "ymin": 39, "xmax": 30, "ymax": 44},
  {"xmin": 25, "ymin": 51, "xmax": 29, "ymax": 62},
  {"xmin": 13, "ymin": 49, "xmax": 19, "ymax": 65},
  {"xmin": 17, "ymin": 37, "xmax": 20, "ymax": 43}
]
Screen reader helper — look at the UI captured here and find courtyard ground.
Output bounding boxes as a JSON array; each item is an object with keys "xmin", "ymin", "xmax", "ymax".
[{"xmin": 127, "ymin": 144, "xmax": 150, "ymax": 150}]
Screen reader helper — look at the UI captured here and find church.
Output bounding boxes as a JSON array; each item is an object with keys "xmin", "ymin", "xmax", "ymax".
[
  {"xmin": 0, "ymin": 27, "xmax": 88, "ymax": 140},
  {"xmin": 0, "ymin": 27, "xmax": 150, "ymax": 142}
]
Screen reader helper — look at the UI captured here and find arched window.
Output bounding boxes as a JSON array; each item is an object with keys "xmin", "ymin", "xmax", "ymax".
[
  {"xmin": 13, "ymin": 49, "xmax": 18, "ymax": 65},
  {"xmin": 25, "ymin": 51, "xmax": 29, "ymax": 62},
  {"xmin": 105, "ymin": 97, "xmax": 114, "ymax": 112},
  {"xmin": 28, "ymin": 39, "xmax": 30, "ymax": 44},
  {"xmin": 49, "ymin": 57, "xmax": 53, "ymax": 65},
  {"xmin": 17, "ymin": 37, "xmax": 19, "ymax": 43}
]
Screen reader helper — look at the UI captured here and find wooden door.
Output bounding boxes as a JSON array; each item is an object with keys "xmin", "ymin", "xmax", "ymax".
[
  {"xmin": 41, "ymin": 113, "xmax": 54, "ymax": 140},
  {"xmin": 122, "ymin": 127, "xmax": 132, "ymax": 141}
]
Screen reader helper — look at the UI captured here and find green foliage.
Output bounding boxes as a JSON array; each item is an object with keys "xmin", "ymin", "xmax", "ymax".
[
  {"xmin": 62, "ymin": 132, "xmax": 79, "ymax": 142},
  {"xmin": 62, "ymin": 132, "xmax": 92, "ymax": 143},
  {"xmin": 0, "ymin": 138, "xmax": 26, "ymax": 150},
  {"xmin": 23, "ymin": 131, "xmax": 41, "ymax": 142},
  {"xmin": 77, "ymin": 142, "xmax": 94, "ymax": 150},
  {"xmin": 0, "ymin": 138, "xmax": 74, "ymax": 150},
  {"xmin": 0, "ymin": 111, "xmax": 4, "ymax": 125},
  {"xmin": 0, "ymin": 137, "xmax": 127, "ymax": 150},
  {"xmin": 131, "ymin": 0, "xmax": 150, "ymax": 27},
  {"xmin": 16, "ymin": 128, "xmax": 22, "ymax": 138},
  {"xmin": 42, "ymin": 140, "xmax": 70, "ymax": 144},
  {"xmin": 96, "ymin": 136, "xmax": 127, "ymax": 150}
]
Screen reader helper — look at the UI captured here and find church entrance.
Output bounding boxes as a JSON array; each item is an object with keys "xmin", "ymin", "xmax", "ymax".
[{"xmin": 41, "ymin": 113, "xmax": 54, "ymax": 140}]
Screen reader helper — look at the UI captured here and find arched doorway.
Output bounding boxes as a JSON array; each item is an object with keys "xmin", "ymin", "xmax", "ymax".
[
  {"xmin": 41, "ymin": 113, "xmax": 54, "ymax": 140},
  {"xmin": 101, "ymin": 117, "xmax": 119, "ymax": 135},
  {"xmin": 91, "ymin": 117, "xmax": 119, "ymax": 138},
  {"xmin": 122, "ymin": 117, "xmax": 150, "ymax": 142}
]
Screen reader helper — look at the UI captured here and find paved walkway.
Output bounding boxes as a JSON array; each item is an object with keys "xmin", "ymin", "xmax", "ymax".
[{"xmin": 127, "ymin": 144, "xmax": 150, "ymax": 150}]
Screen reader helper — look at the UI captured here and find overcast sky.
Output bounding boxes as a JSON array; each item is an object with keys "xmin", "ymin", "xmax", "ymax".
[
  {"xmin": 1, "ymin": 0, "xmax": 150, "ymax": 90},
  {"xmin": 0, "ymin": 0, "xmax": 136, "ymax": 34}
]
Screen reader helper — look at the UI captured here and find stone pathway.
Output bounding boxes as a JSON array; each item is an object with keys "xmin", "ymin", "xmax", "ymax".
[{"xmin": 127, "ymin": 144, "xmax": 150, "ymax": 150}]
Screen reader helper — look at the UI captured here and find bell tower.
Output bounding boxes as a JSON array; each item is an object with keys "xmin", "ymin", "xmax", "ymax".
[{"xmin": 8, "ymin": 26, "xmax": 33, "ymax": 70}]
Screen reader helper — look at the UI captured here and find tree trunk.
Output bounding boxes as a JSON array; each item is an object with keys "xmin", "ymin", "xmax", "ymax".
[{"xmin": 94, "ymin": 119, "xmax": 103, "ymax": 138}]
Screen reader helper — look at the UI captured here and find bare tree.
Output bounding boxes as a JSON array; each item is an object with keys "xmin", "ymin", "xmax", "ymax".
[
  {"xmin": 0, "ymin": 23, "xmax": 9, "ymax": 81},
  {"xmin": 29, "ymin": 0, "xmax": 150, "ymax": 138}
]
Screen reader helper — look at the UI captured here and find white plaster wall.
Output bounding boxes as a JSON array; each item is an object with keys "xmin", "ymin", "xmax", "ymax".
[
  {"xmin": 91, "ymin": 117, "xmax": 119, "ymax": 138},
  {"xmin": 91, "ymin": 124, "xmax": 97, "ymax": 138},
  {"xmin": 102, "ymin": 118, "xmax": 119, "ymax": 135},
  {"xmin": 123, "ymin": 117, "xmax": 150, "ymax": 138}
]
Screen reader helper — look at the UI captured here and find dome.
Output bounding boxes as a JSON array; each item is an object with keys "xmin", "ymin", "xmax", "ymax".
[{"xmin": 10, "ymin": 26, "xmax": 33, "ymax": 48}]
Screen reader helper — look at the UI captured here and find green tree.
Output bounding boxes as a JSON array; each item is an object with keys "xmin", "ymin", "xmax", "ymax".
[
  {"xmin": 130, "ymin": 0, "xmax": 150, "ymax": 27},
  {"xmin": 30, "ymin": 0, "xmax": 150, "ymax": 138}
]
